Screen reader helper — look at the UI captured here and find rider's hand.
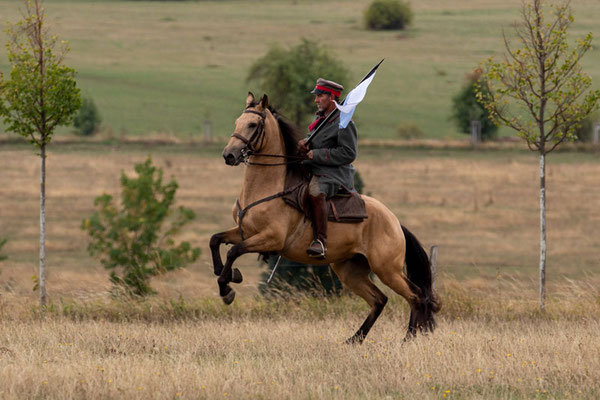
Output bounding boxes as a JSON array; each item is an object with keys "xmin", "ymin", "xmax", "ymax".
[
  {"xmin": 297, "ymin": 139, "xmax": 309, "ymax": 154},
  {"xmin": 306, "ymin": 150, "xmax": 313, "ymax": 160}
]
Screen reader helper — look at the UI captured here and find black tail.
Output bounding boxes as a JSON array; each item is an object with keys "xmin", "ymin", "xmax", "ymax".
[{"xmin": 402, "ymin": 226, "xmax": 441, "ymax": 337}]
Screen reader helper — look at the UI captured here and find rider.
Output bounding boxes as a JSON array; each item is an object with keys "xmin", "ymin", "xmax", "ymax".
[{"xmin": 298, "ymin": 78, "xmax": 359, "ymax": 259}]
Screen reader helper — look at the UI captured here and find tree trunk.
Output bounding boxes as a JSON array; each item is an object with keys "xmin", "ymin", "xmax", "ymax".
[
  {"xmin": 39, "ymin": 143, "xmax": 47, "ymax": 305},
  {"xmin": 539, "ymin": 152, "xmax": 546, "ymax": 310}
]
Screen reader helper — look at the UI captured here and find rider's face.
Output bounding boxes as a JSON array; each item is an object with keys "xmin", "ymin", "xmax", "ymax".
[{"xmin": 314, "ymin": 93, "xmax": 335, "ymax": 113}]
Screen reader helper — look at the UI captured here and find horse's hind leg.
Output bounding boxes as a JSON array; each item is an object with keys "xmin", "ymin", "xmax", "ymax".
[
  {"xmin": 331, "ymin": 256, "xmax": 388, "ymax": 345},
  {"xmin": 370, "ymin": 254, "xmax": 423, "ymax": 340}
]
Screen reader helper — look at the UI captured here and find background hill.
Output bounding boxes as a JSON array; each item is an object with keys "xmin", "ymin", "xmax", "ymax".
[{"xmin": 1, "ymin": 0, "xmax": 599, "ymax": 140}]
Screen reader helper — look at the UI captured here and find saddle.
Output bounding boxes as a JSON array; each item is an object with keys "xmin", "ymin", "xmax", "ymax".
[{"xmin": 282, "ymin": 170, "xmax": 368, "ymax": 223}]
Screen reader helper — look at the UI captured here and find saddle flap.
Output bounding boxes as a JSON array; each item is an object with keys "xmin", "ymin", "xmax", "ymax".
[{"xmin": 282, "ymin": 170, "xmax": 367, "ymax": 223}]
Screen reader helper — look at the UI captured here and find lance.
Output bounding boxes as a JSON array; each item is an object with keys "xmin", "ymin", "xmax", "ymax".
[{"xmin": 305, "ymin": 59, "xmax": 384, "ymax": 146}]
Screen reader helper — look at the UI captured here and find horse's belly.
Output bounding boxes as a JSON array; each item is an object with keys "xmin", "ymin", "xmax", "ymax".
[{"xmin": 281, "ymin": 221, "xmax": 364, "ymax": 265}]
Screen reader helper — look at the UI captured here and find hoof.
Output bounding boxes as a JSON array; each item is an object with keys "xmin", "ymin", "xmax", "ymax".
[
  {"xmin": 403, "ymin": 330, "xmax": 416, "ymax": 343},
  {"xmin": 231, "ymin": 268, "xmax": 243, "ymax": 284},
  {"xmin": 221, "ymin": 289, "xmax": 236, "ymax": 305},
  {"xmin": 344, "ymin": 336, "xmax": 364, "ymax": 345}
]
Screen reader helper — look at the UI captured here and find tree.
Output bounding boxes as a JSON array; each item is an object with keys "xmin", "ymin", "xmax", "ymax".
[
  {"xmin": 451, "ymin": 69, "xmax": 498, "ymax": 141},
  {"xmin": 476, "ymin": 0, "xmax": 600, "ymax": 309},
  {"xmin": 247, "ymin": 39, "xmax": 350, "ymax": 126},
  {"xmin": 0, "ymin": 0, "xmax": 81, "ymax": 305},
  {"xmin": 82, "ymin": 158, "xmax": 201, "ymax": 297}
]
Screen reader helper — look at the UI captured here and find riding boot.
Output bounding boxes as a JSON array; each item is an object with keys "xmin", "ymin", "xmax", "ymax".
[{"xmin": 306, "ymin": 193, "xmax": 328, "ymax": 259}]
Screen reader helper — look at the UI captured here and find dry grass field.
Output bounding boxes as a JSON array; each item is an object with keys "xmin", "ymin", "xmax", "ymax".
[
  {"xmin": 1, "ymin": 299, "xmax": 599, "ymax": 399},
  {"xmin": 1, "ymin": 141, "xmax": 600, "ymax": 398}
]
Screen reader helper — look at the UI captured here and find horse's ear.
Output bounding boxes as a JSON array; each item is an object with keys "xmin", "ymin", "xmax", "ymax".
[
  {"xmin": 258, "ymin": 94, "xmax": 269, "ymax": 110},
  {"xmin": 246, "ymin": 92, "xmax": 255, "ymax": 108}
]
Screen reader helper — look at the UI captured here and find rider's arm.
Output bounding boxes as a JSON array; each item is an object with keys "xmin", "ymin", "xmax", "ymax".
[{"xmin": 308, "ymin": 122, "xmax": 357, "ymax": 166}]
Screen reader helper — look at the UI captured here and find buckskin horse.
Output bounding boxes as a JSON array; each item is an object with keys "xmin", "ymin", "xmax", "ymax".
[{"xmin": 210, "ymin": 93, "xmax": 440, "ymax": 343}]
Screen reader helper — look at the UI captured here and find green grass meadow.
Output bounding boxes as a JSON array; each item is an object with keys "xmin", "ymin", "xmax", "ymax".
[{"xmin": 1, "ymin": 0, "xmax": 600, "ymax": 140}]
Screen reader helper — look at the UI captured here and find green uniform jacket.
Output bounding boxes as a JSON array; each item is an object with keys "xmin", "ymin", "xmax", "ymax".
[{"xmin": 304, "ymin": 110, "xmax": 358, "ymax": 198}]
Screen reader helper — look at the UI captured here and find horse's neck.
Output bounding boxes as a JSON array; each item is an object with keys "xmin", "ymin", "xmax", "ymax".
[{"xmin": 239, "ymin": 116, "xmax": 287, "ymax": 205}]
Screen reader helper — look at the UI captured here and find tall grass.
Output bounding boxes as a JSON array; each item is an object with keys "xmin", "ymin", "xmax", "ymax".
[{"xmin": 1, "ymin": 277, "xmax": 599, "ymax": 399}]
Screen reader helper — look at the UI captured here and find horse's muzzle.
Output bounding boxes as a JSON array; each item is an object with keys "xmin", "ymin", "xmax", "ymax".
[{"xmin": 223, "ymin": 149, "xmax": 241, "ymax": 166}]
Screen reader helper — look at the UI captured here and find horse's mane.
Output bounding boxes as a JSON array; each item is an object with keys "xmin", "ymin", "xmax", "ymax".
[
  {"xmin": 268, "ymin": 106, "xmax": 303, "ymax": 156},
  {"xmin": 246, "ymin": 103, "xmax": 302, "ymax": 174}
]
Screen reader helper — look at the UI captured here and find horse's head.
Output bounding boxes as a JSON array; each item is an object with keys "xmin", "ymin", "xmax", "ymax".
[{"xmin": 223, "ymin": 92, "xmax": 270, "ymax": 166}]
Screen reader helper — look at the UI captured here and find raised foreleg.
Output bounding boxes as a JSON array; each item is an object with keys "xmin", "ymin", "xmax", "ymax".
[
  {"xmin": 209, "ymin": 227, "xmax": 243, "ymax": 282},
  {"xmin": 218, "ymin": 232, "xmax": 283, "ymax": 305}
]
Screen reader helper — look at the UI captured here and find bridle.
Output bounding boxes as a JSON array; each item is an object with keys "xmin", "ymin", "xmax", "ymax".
[
  {"xmin": 230, "ymin": 107, "xmax": 304, "ymax": 166},
  {"xmin": 230, "ymin": 108, "xmax": 267, "ymax": 162}
]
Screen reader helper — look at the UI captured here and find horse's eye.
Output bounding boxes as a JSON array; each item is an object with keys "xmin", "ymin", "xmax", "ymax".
[{"xmin": 248, "ymin": 123, "xmax": 257, "ymax": 129}]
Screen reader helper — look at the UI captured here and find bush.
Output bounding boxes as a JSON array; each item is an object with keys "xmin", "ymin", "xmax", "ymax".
[
  {"xmin": 73, "ymin": 97, "xmax": 101, "ymax": 136},
  {"xmin": 365, "ymin": 0, "xmax": 413, "ymax": 31},
  {"xmin": 259, "ymin": 256, "xmax": 343, "ymax": 297},
  {"xmin": 354, "ymin": 169, "xmax": 364, "ymax": 195},
  {"xmin": 452, "ymin": 69, "xmax": 498, "ymax": 141},
  {"xmin": 574, "ymin": 112, "xmax": 599, "ymax": 142},
  {"xmin": 247, "ymin": 39, "xmax": 349, "ymax": 126},
  {"xmin": 82, "ymin": 157, "xmax": 201, "ymax": 297},
  {"xmin": 397, "ymin": 122, "xmax": 425, "ymax": 139}
]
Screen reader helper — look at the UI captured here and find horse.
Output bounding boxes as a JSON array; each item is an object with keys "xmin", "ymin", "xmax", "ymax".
[{"xmin": 209, "ymin": 92, "xmax": 440, "ymax": 343}]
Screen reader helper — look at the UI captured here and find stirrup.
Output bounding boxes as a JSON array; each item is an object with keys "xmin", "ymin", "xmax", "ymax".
[{"xmin": 307, "ymin": 239, "xmax": 326, "ymax": 259}]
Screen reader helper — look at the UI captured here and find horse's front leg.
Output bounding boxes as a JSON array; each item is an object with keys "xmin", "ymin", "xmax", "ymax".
[
  {"xmin": 218, "ymin": 233, "xmax": 281, "ymax": 305},
  {"xmin": 209, "ymin": 227, "xmax": 242, "ymax": 278}
]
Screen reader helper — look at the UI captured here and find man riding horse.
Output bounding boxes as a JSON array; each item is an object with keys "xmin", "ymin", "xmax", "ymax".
[
  {"xmin": 298, "ymin": 78, "xmax": 358, "ymax": 260},
  {"xmin": 214, "ymin": 89, "xmax": 439, "ymax": 343}
]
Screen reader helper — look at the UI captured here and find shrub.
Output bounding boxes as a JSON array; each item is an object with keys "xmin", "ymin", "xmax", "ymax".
[
  {"xmin": 73, "ymin": 97, "xmax": 101, "ymax": 136},
  {"xmin": 573, "ymin": 112, "xmax": 599, "ymax": 142},
  {"xmin": 82, "ymin": 157, "xmax": 201, "ymax": 297},
  {"xmin": 397, "ymin": 122, "xmax": 425, "ymax": 139},
  {"xmin": 259, "ymin": 257, "xmax": 343, "ymax": 297},
  {"xmin": 354, "ymin": 169, "xmax": 365, "ymax": 195},
  {"xmin": 452, "ymin": 69, "xmax": 498, "ymax": 141},
  {"xmin": 365, "ymin": 0, "xmax": 413, "ymax": 31}
]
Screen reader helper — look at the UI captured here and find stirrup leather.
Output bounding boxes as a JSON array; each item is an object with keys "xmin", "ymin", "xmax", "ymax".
[{"xmin": 307, "ymin": 239, "xmax": 327, "ymax": 259}]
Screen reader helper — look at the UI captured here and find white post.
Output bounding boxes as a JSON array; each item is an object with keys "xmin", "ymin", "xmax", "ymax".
[
  {"xmin": 593, "ymin": 123, "xmax": 600, "ymax": 145},
  {"xmin": 471, "ymin": 120, "xmax": 481, "ymax": 145}
]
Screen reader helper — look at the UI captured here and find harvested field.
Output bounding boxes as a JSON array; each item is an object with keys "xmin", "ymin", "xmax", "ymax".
[{"xmin": 1, "ymin": 141, "xmax": 600, "ymax": 399}]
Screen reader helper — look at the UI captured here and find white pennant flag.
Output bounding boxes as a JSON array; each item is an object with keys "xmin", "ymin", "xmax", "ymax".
[{"xmin": 334, "ymin": 72, "xmax": 377, "ymax": 129}]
